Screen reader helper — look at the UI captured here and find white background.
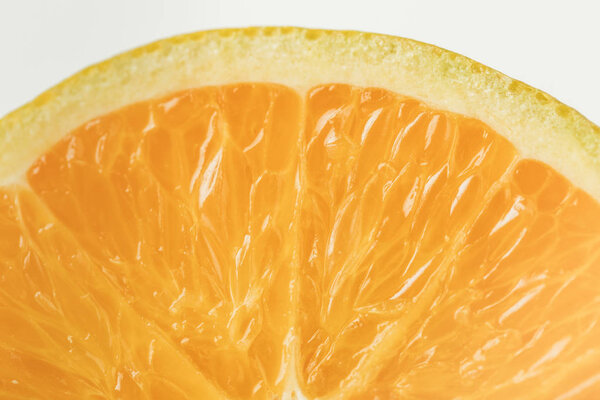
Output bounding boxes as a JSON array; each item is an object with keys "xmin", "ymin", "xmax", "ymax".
[{"xmin": 1, "ymin": 0, "xmax": 598, "ymax": 124}]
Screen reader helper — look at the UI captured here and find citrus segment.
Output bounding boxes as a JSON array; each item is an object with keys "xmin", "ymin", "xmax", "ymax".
[{"xmin": 0, "ymin": 83, "xmax": 598, "ymax": 400}]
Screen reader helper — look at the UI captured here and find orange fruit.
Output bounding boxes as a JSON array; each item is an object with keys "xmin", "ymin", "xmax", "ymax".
[{"xmin": 1, "ymin": 28, "xmax": 599, "ymax": 399}]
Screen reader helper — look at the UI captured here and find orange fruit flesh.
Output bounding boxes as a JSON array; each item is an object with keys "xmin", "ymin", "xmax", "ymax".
[{"xmin": 1, "ymin": 83, "xmax": 600, "ymax": 399}]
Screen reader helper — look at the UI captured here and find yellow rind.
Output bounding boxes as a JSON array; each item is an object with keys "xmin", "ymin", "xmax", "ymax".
[{"xmin": 1, "ymin": 27, "xmax": 599, "ymax": 198}]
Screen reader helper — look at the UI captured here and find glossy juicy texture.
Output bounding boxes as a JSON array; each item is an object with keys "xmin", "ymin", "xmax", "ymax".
[{"xmin": 1, "ymin": 84, "xmax": 600, "ymax": 399}]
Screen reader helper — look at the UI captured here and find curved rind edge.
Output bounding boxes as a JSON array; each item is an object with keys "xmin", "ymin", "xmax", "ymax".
[{"xmin": 1, "ymin": 27, "xmax": 599, "ymax": 198}]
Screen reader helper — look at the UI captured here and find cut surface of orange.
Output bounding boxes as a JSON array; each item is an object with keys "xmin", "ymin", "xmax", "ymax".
[{"xmin": 1, "ymin": 28, "xmax": 600, "ymax": 400}]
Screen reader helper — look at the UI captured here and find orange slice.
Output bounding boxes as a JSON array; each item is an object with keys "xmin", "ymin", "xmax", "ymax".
[{"xmin": 1, "ymin": 28, "xmax": 599, "ymax": 399}]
